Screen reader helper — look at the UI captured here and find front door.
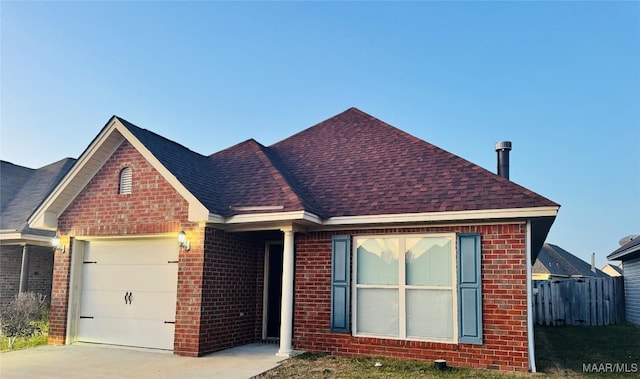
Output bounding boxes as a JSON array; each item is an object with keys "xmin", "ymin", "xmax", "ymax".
[{"xmin": 265, "ymin": 243, "xmax": 283, "ymax": 339}]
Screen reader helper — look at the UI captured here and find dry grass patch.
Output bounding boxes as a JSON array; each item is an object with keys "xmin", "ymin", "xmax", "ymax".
[{"xmin": 255, "ymin": 353, "xmax": 532, "ymax": 379}]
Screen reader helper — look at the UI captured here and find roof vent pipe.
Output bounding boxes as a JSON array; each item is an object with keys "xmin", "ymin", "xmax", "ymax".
[{"xmin": 495, "ymin": 141, "xmax": 512, "ymax": 180}]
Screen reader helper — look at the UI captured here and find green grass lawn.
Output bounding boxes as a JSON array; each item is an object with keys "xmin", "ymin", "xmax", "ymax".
[
  {"xmin": 535, "ymin": 324, "xmax": 640, "ymax": 378},
  {"xmin": 0, "ymin": 320, "xmax": 49, "ymax": 352}
]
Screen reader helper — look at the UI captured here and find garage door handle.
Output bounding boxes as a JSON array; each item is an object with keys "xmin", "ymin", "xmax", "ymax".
[{"xmin": 125, "ymin": 292, "xmax": 132, "ymax": 305}]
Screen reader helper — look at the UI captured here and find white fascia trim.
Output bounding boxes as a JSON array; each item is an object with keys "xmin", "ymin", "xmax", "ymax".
[
  {"xmin": 607, "ymin": 246, "xmax": 640, "ymax": 261},
  {"xmin": 28, "ymin": 122, "xmax": 125, "ymax": 230},
  {"xmin": 322, "ymin": 206, "xmax": 559, "ymax": 226},
  {"xmin": 0, "ymin": 232, "xmax": 55, "ymax": 245},
  {"xmin": 224, "ymin": 210, "xmax": 322, "ymax": 225}
]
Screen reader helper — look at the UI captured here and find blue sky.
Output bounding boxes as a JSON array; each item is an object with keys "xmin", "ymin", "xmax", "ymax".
[{"xmin": 1, "ymin": 1, "xmax": 638, "ymax": 267}]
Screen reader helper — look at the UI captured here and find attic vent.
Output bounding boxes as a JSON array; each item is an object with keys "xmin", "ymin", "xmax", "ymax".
[{"xmin": 119, "ymin": 167, "xmax": 132, "ymax": 195}]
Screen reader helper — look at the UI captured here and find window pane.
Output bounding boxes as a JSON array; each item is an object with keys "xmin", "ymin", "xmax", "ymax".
[
  {"xmin": 406, "ymin": 289, "xmax": 453, "ymax": 341},
  {"xmin": 356, "ymin": 238, "xmax": 399, "ymax": 285},
  {"xmin": 405, "ymin": 237, "xmax": 452, "ymax": 286},
  {"xmin": 357, "ymin": 288, "xmax": 399, "ymax": 337}
]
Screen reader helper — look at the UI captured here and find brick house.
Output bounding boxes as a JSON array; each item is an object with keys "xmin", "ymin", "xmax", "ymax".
[
  {"xmin": 29, "ymin": 108, "xmax": 559, "ymax": 372},
  {"xmin": 1, "ymin": 158, "xmax": 75, "ymax": 307}
]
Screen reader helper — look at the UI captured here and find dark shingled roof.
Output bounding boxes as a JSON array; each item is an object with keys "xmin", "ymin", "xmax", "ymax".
[
  {"xmin": 1, "ymin": 158, "xmax": 76, "ymax": 233},
  {"xmin": 534, "ymin": 243, "xmax": 609, "ymax": 278},
  {"xmin": 116, "ymin": 107, "xmax": 558, "ymax": 219},
  {"xmin": 116, "ymin": 117, "xmax": 227, "ymax": 215},
  {"xmin": 269, "ymin": 107, "xmax": 557, "ymax": 217},
  {"xmin": 607, "ymin": 236, "xmax": 640, "ymax": 261},
  {"xmin": 208, "ymin": 139, "xmax": 322, "ymax": 216}
]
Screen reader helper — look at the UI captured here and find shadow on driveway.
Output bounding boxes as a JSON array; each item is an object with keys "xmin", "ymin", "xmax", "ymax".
[{"xmin": 1, "ymin": 343, "xmax": 289, "ymax": 379}]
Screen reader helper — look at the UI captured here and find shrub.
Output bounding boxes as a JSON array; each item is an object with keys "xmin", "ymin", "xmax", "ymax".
[{"xmin": 0, "ymin": 292, "xmax": 47, "ymax": 349}]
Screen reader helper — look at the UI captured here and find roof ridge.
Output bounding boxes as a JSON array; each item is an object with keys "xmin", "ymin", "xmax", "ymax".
[
  {"xmin": 252, "ymin": 142, "xmax": 307, "ymax": 210},
  {"xmin": 116, "ymin": 116, "xmax": 208, "ymax": 158}
]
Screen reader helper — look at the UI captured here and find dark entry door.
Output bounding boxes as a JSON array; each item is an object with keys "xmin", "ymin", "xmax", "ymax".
[{"xmin": 266, "ymin": 244, "xmax": 283, "ymax": 338}]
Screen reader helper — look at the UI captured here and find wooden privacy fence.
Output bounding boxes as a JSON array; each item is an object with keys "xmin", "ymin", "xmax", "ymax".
[{"xmin": 533, "ymin": 277, "xmax": 625, "ymax": 326}]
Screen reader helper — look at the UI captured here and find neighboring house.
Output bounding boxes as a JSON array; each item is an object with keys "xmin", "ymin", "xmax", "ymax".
[
  {"xmin": 607, "ymin": 235, "xmax": 640, "ymax": 325},
  {"xmin": 29, "ymin": 108, "xmax": 559, "ymax": 372},
  {"xmin": 601, "ymin": 263, "xmax": 623, "ymax": 277},
  {"xmin": 0, "ymin": 159, "xmax": 76, "ymax": 307},
  {"xmin": 533, "ymin": 243, "xmax": 609, "ymax": 280}
]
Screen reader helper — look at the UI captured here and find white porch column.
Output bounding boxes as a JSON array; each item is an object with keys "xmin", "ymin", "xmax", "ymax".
[
  {"xmin": 19, "ymin": 245, "xmax": 31, "ymax": 293},
  {"xmin": 277, "ymin": 227, "xmax": 295, "ymax": 356}
]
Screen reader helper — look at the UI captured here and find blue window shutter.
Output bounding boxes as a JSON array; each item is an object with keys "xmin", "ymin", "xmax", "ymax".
[
  {"xmin": 331, "ymin": 235, "xmax": 351, "ymax": 332},
  {"xmin": 458, "ymin": 233, "xmax": 483, "ymax": 344}
]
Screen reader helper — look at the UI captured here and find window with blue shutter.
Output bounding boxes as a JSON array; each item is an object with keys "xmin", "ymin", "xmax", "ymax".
[
  {"xmin": 457, "ymin": 233, "xmax": 483, "ymax": 344},
  {"xmin": 331, "ymin": 235, "xmax": 351, "ymax": 332}
]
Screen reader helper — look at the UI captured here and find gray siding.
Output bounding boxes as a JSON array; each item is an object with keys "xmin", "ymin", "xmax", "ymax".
[{"xmin": 624, "ymin": 257, "xmax": 640, "ymax": 325}]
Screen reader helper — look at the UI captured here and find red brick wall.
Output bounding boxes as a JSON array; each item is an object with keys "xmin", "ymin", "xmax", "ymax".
[
  {"xmin": 197, "ymin": 228, "xmax": 265, "ymax": 355},
  {"xmin": 293, "ymin": 224, "xmax": 529, "ymax": 372},
  {"xmin": 51, "ymin": 141, "xmax": 202, "ymax": 355},
  {"xmin": 58, "ymin": 141, "xmax": 190, "ymax": 237}
]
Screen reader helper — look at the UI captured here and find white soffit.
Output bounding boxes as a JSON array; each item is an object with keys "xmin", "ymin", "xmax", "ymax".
[
  {"xmin": 220, "ymin": 206, "xmax": 558, "ymax": 229},
  {"xmin": 29, "ymin": 121, "xmax": 125, "ymax": 230},
  {"xmin": 321, "ymin": 206, "xmax": 559, "ymax": 226}
]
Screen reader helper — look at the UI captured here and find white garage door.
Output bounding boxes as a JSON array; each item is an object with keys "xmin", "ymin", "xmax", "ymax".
[{"xmin": 78, "ymin": 238, "xmax": 178, "ymax": 350}]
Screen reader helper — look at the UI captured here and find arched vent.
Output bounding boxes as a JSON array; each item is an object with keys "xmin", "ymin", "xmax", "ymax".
[{"xmin": 119, "ymin": 167, "xmax": 132, "ymax": 195}]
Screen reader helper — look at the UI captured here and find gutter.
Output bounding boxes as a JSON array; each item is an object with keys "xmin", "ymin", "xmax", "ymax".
[{"xmin": 526, "ymin": 220, "xmax": 536, "ymax": 372}]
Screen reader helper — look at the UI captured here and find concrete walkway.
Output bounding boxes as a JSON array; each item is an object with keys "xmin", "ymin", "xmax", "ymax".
[{"xmin": 0, "ymin": 343, "xmax": 291, "ymax": 379}]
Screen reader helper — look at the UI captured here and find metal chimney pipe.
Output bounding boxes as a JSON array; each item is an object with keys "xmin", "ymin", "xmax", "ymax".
[{"xmin": 495, "ymin": 141, "xmax": 512, "ymax": 180}]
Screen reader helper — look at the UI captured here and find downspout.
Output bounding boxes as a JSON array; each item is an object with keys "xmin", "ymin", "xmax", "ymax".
[
  {"xmin": 19, "ymin": 245, "xmax": 31, "ymax": 292},
  {"xmin": 526, "ymin": 221, "xmax": 536, "ymax": 372}
]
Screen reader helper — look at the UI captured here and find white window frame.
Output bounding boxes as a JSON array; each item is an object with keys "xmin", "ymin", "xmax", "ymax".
[{"xmin": 352, "ymin": 233, "xmax": 458, "ymax": 343}]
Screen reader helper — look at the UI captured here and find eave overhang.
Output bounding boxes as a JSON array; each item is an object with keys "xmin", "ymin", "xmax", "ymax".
[
  {"xmin": 320, "ymin": 206, "xmax": 559, "ymax": 226},
  {"xmin": 0, "ymin": 231, "xmax": 56, "ymax": 247},
  {"xmin": 211, "ymin": 206, "xmax": 559, "ymax": 236},
  {"xmin": 607, "ymin": 242, "xmax": 640, "ymax": 261}
]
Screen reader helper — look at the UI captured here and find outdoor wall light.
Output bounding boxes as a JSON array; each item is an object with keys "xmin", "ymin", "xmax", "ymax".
[
  {"xmin": 178, "ymin": 230, "xmax": 191, "ymax": 251},
  {"xmin": 52, "ymin": 234, "xmax": 65, "ymax": 254}
]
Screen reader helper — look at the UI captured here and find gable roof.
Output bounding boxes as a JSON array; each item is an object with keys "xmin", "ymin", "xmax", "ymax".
[
  {"xmin": 601, "ymin": 263, "xmax": 624, "ymax": 276},
  {"xmin": 533, "ymin": 243, "xmax": 608, "ymax": 278},
  {"xmin": 29, "ymin": 108, "xmax": 559, "ymax": 240},
  {"xmin": 28, "ymin": 116, "xmax": 218, "ymax": 230},
  {"xmin": 1, "ymin": 158, "xmax": 76, "ymax": 242},
  {"xmin": 607, "ymin": 235, "xmax": 640, "ymax": 261}
]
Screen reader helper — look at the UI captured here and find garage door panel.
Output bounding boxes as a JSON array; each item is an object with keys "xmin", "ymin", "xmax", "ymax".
[
  {"xmin": 80, "ymin": 290, "xmax": 177, "ymax": 320},
  {"xmin": 79, "ymin": 317, "xmax": 175, "ymax": 350},
  {"xmin": 85, "ymin": 240, "xmax": 178, "ymax": 264},
  {"xmin": 82, "ymin": 264, "xmax": 178, "ymax": 292},
  {"xmin": 78, "ymin": 238, "xmax": 178, "ymax": 350}
]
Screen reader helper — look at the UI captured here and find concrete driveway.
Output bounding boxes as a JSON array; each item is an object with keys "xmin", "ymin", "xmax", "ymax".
[{"xmin": 0, "ymin": 343, "xmax": 291, "ymax": 379}]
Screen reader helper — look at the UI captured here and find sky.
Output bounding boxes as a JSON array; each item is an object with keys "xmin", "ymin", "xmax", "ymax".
[{"xmin": 1, "ymin": 1, "xmax": 638, "ymax": 267}]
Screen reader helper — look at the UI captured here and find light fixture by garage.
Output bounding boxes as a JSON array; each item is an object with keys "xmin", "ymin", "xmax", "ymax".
[
  {"xmin": 52, "ymin": 234, "xmax": 65, "ymax": 254},
  {"xmin": 178, "ymin": 230, "xmax": 191, "ymax": 251}
]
